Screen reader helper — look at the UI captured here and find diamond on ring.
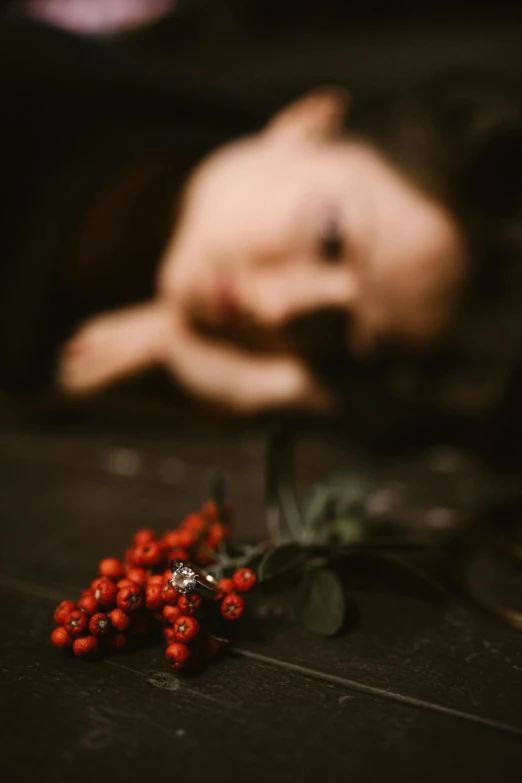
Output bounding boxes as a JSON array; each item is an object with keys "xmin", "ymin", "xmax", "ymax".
[{"xmin": 171, "ymin": 565, "xmax": 197, "ymax": 595}]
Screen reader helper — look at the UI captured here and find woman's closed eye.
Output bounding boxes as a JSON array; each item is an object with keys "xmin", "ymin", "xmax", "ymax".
[{"xmin": 318, "ymin": 217, "xmax": 345, "ymax": 263}]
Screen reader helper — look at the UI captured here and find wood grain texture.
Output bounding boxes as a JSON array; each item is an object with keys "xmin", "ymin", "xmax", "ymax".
[
  {"xmin": 1, "ymin": 427, "xmax": 521, "ymax": 782},
  {"xmin": 2, "ymin": 586, "xmax": 522, "ymax": 783}
]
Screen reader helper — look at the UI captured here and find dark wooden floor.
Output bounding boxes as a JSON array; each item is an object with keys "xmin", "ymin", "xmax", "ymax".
[{"xmin": 1, "ymin": 428, "xmax": 522, "ymax": 782}]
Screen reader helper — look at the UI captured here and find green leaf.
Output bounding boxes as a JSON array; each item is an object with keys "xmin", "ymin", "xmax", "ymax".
[
  {"xmin": 306, "ymin": 515, "xmax": 364, "ymax": 547},
  {"xmin": 304, "ymin": 474, "xmax": 374, "ymax": 531},
  {"xmin": 258, "ymin": 543, "xmax": 306, "ymax": 589},
  {"xmin": 297, "ymin": 567, "xmax": 345, "ymax": 636}
]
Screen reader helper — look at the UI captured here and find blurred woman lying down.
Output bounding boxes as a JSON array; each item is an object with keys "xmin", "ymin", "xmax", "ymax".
[{"xmin": 2, "ymin": 13, "xmax": 521, "ymax": 430}]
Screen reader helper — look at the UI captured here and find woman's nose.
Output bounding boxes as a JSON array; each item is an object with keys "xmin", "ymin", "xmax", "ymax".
[{"xmin": 253, "ymin": 266, "xmax": 357, "ymax": 329}]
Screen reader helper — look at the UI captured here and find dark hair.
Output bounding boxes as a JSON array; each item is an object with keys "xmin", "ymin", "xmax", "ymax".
[{"xmin": 322, "ymin": 68, "xmax": 522, "ymax": 444}]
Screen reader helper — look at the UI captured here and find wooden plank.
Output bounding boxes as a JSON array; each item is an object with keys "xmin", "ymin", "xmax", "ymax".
[
  {"xmin": 1, "ymin": 429, "xmax": 521, "ymax": 734},
  {"xmin": 237, "ymin": 563, "xmax": 522, "ymax": 731},
  {"xmin": 0, "ymin": 430, "xmax": 268, "ymax": 587},
  {"xmin": 2, "ymin": 585, "xmax": 522, "ymax": 783}
]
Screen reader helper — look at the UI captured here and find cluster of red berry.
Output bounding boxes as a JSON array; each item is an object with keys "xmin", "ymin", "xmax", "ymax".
[
  {"xmin": 161, "ymin": 566, "xmax": 256, "ymax": 670},
  {"xmin": 50, "ymin": 501, "xmax": 257, "ymax": 671}
]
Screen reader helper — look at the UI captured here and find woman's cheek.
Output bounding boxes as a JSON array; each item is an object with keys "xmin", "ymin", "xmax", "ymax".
[
  {"xmin": 156, "ymin": 200, "xmax": 202, "ymax": 300},
  {"xmin": 157, "ymin": 239, "xmax": 191, "ymax": 302}
]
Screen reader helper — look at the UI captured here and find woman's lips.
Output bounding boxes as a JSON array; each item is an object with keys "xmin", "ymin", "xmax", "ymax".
[{"xmin": 215, "ymin": 282, "xmax": 241, "ymax": 323}]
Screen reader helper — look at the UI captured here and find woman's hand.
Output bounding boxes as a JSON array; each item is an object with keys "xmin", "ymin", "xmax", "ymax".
[
  {"xmin": 163, "ymin": 306, "xmax": 332, "ymax": 414},
  {"xmin": 57, "ymin": 299, "xmax": 332, "ymax": 415}
]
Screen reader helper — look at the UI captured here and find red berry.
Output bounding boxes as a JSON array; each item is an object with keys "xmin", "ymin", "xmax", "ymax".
[
  {"xmin": 130, "ymin": 541, "xmax": 163, "ymax": 568},
  {"xmin": 162, "ymin": 530, "xmax": 181, "ymax": 549},
  {"xmin": 125, "ymin": 567, "xmax": 148, "ymax": 587},
  {"xmin": 201, "ymin": 635, "xmax": 222, "ymax": 659},
  {"xmin": 217, "ymin": 578, "xmax": 234, "ymax": 598},
  {"xmin": 90, "ymin": 576, "xmax": 108, "ymax": 592},
  {"xmin": 156, "ymin": 538, "xmax": 169, "ymax": 554},
  {"xmin": 145, "ymin": 584, "xmax": 164, "ymax": 611},
  {"xmin": 89, "ymin": 613, "xmax": 111, "ymax": 637},
  {"xmin": 116, "ymin": 584, "xmax": 143, "ymax": 613},
  {"xmin": 232, "ymin": 568, "xmax": 257, "ymax": 593},
  {"xmin": 201, "ymin": 501, "xmax": 218, "ymax": 521},
  {"xmin": 173, "ymin": 615, "xmax": 200, "ymax": 643},
  {"xmin": 220, "ymin": 594, "xmax": 245, "ymax": 621},
  {"xmin": 177, "ymin": 592, "xmax": 202, "ymax": 616},
  {"xmin": 162, "ymin": 626, "xmax": 177, "ymax": 645},
  {"xmin": 124, "ymin": 547, "xmax": 137, "ymax": 566},
  {"xmin": 163, "ymin": 530, "xmax": 196, "ymax": 549},
  {"xmin": 206, "ymin": 523, "xmax": 229, "ymax": 550},
  {"xmin": 92, "ymin": 577, "xmax": 118, "ymax": 607},
  {"xmin": 53, "ymin": 600, "xmax": 75, "ymax": 626},
  {"xmin": 162, "ymin": 582, "xmax": 180, "ymax": 606},
  {"xmin": 98, "ymin": 557, "xmax": 124, "ymax": 580},
  {"xmin": 180, "ymin": 513, "xmax": 205, "ymax": 533},
  {"xmin": 202, "ymin": 500, "xmax": 232, "ymax": 521},
  {"xmin": 72, "ymin": 635, "xmax": 99, "ymax": 657},
  {"xmin": 165, "ymin": 642, "xmax": 191, "ymax": 669},
  {"xmin": 162, "ymin": 568, "xmax": 173, "ymax": 582},
  {"xmin": 180, "ymin": 529, "xmax": 197, "ymax": 548},
  {"xmin": 167, "ymin": 548, "xmax": 190, "ymax": 563},
  {"xmin": 64, "ymin": 609, "xmax": 88, "ymax": 637},
  {"xmin": 50, "ymin": 626, "xmax": 73, "ymax": 649},
  {"xmin": 109, "ymin": 608, "xmax": 131, "ymax": 632},
  {"xmin": 117, "ymin": 577, "xmax": 135, "ymax": 589},
  {"xmin": 107, "ymin": 632, "xmax": 127, "ymax": 649},
  {"xmin": 162, "ymin": 605, "xmax": 181, "ymax": 625},
  {"xmin": 193, "ymin": 549, "xmax": 215, "ymax": 567},
  {"xmin": 77, "ymin": 592, "xmax": 99, "ymax": 616},
  {"xmin": 133, "ymin": 528, "xmax": 156, "ymax": 546},
  {"xmin": 147, "ymin": 574, "xmax": 164, "ymax": 586}
]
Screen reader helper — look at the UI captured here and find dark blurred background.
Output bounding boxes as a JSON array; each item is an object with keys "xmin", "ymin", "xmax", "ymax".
[
  {"xmin": 1, "ymin": 0, "xmax": 522, "ymax": 468},
  {"xmin": 2, "ymin": 0, "xmax": 522, "ymax": 432},
  {"xmin": 2, "ymin": 11, "xmax": 522, "ymax": 780}
]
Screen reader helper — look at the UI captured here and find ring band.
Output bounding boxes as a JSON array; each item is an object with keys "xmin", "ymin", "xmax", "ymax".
[{"xmin": 170, "ymin": 560, "xmax": 221, "ymax": 599}]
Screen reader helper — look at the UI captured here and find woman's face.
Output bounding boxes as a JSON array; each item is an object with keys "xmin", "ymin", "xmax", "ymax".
[{"xmin": 160, "ymin": 91, "xmax": 465, "ymax": 367}]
